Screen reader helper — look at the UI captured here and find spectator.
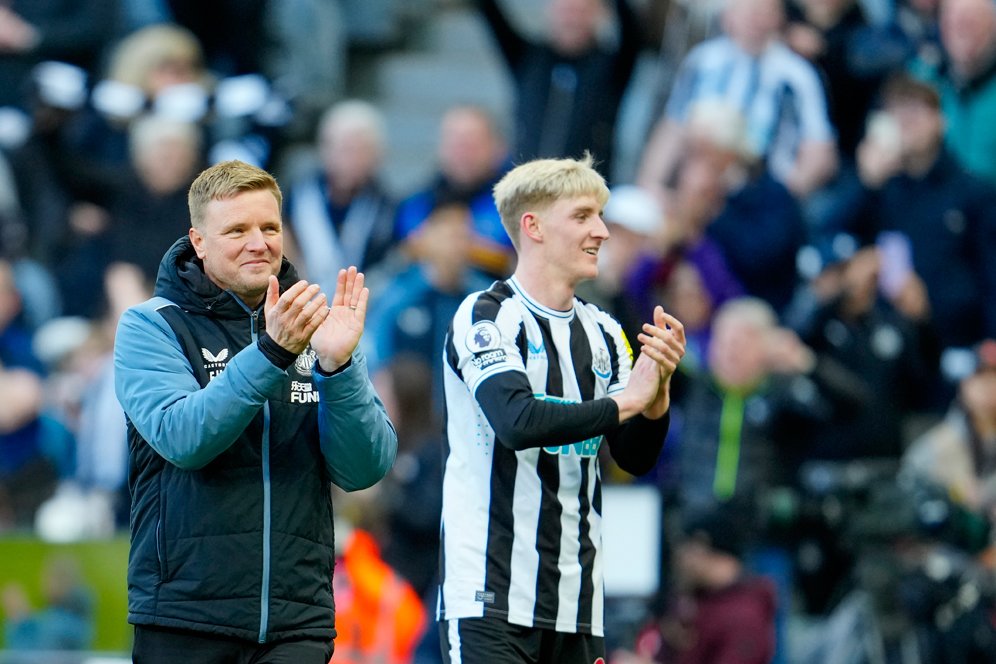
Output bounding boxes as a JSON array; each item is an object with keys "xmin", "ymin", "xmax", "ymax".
[
  {"xmin": 51, "ymin": 114, "xmax": 202, "ymax": 318},
  {"xmin": 1, "ymin": 554, "xmax": 94, "ymax": 652},
  {"xmin": 789, "ymin": 239, "xmax": 936, "ymax": 462},
  {"xmin": 785, "ymin": 0, "xmax": 883, "ymax": 158},
  {"xmin": 365, "ymin": 203, "xmax": 491, "ymax": 405},
  {"xmin": 614, "ymin": 507, "xmax": 777, "ymax": 664},
  {"xmin": 638, "ymin": 0, "xmax": 838, "ymax": 201},
  {"xmin": 285, "ymin": 100, "xmax": 397, "ymax": 297},
  {"xmin": 393, "ymin": 104, "xmax": 515, "ymax": 280},
  {"xmin": 912, "ymin": 0, "xmax": 996, "ymax": 187},
  {"xmin": 0, "ymin": 0, "xmax": 118, "ymax": 110},
  {"xmin": 823, "ymin": 74, "xmax": 996, "ymax": 361},
  {"xmin": 0, "ymin": 258, "xmax": 59, "ymax": 531},
  {"xmin": 675, "ymin": 297, "xmax": 830, "ymax": 514},
  {"xmin": 641, "ymin": 102, "xmax": 803, "ymax": 316},
  {"xmin": 476, "ymin": 0, "xmax": 643, "ymax": 180},
  {"xmin": 903, "ymin": 338, "xmax": 996, "ymax": 524}
]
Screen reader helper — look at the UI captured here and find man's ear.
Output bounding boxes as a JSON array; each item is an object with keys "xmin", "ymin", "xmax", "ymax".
[
  {"xmin": 189, "ymin": 226, "xmax": 206, "ymax": 259},
  {"xmin": 521, "ymin": 212, "xmax": 542, "ymax": 243}
]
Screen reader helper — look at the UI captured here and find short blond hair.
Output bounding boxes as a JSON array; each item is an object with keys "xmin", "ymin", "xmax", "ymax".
[
  {"xmin": 188, "ymin": 160, "xmax": 282, "ymax": 229},
  {"xmin": 492, "ymin": 153, "xmax": 609, "ymax": 248},
  {"xmin": 109, "ymin": 24, "xmax": 205, "ymax": 93}
]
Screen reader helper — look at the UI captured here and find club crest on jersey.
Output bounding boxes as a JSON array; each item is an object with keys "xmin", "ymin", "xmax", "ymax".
[
  {"xmin": 294, "ymin": 347, "xmax": 318, "ymax": 376},
  {"xmin": 466, "ymin": 321, "xmax": 501, "ymax": 353},
  {"xmin": 592, "ymin": 347, "xmax": 612, "ymax": 379},
  {"xmin": 201, "ymin": 347, "xmax": 230, "ymax": 381}
]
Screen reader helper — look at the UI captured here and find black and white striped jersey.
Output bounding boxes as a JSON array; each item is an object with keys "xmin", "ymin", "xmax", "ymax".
[{"xmin": 437, "ymin": 276, "xmax": 668, "ymax": 636}]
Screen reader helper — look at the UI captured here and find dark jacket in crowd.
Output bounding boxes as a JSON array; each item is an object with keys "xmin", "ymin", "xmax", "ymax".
[{"xmin": 477, "ymin": 0, "xmax": 642, "ymax": 179}]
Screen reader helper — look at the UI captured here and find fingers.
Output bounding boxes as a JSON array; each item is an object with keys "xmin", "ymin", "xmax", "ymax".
[
  {"xmin": 265, "ymin": 275, "xmax": 280, "ymax": 312},
  {"xmin": 331, "ymin": 269, "xmax": 347, "ymax": 308},
  {"xmin": 653, "ymin": 307, "xmax": 686, "ymax": 344},
  {"xmin": 638, "ymin": 309, "xmax": 686, "ymax": 376},
  {"xmin": 351, "ymin": 286, "xmax": 370, "ymax": 322},
  {"xmin": 331, "ymin": 266, "xmax": 365, "ymax": 310}
]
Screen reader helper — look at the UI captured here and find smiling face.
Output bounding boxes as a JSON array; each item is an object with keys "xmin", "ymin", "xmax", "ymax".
[
  {"xmin": 189, "ymin": 188, "xmax": 283, "ymax": 307},
  {"xmin": 531, "ymin": 193, "xmax": 609, "ymax": 287}
]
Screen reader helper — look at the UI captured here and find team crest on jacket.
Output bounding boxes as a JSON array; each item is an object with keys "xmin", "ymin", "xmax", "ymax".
[
  {"xmin": 294, "ymin": 347, "xmax": 318, "ymax": 376},
  {"xmin": 201, "ymin": 347, "xmax": 230, "ymax": 381}
]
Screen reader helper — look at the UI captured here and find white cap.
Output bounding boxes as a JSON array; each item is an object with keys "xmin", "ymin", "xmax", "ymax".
[{"xmin": 603, "ymin": 185, "xmax": 663, "ymax": 237}]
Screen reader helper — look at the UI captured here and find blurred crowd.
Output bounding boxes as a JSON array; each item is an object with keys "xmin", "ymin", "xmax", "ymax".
[{"xmin": 1, "ymin": 0, "xmax": 995, "ymax": 661}]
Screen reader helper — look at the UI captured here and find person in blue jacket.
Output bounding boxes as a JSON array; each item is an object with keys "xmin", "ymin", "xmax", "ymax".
[{"xmin": 113, "ymin": 159, "xmax": 398, "ymax": 663}]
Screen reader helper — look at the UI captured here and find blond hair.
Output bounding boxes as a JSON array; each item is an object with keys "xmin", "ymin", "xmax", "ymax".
[
  {"xmin": 108, "ymin": 24, "xmax": 205, "ymax": 94},
  {"xmin": 188, "ymin": 161, "xmax": 282, "ymax": 229},
  {"xmin": 492, "ymin": 153, "xmax": 609, "ymax": 248}
]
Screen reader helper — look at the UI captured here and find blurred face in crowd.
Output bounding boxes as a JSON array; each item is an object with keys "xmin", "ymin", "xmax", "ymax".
[
  {"xmin": 189, "ymin": 189, "xmax": 283, "ymax": 307},
  {"xmin": 438, "ymin": 107, "xmax": 505, "ymax": 190},
  {"xmin": 547, "ymin": 0, "xmax": 605, "ymax": 55},
  {"xmin": 409, "ymin": 204, "xmax": 474, "ymax": 290},
  {"xmin": 660, "ymin": 261, "xmax": 714, "ymax": 333},
  {"xmin": 723, "ymin": 0, "xmax": 785, "ymax": 53},
  {"xmin": 147, "ymin": 57, "xmax": 202, "ymax": 97},
  {"xmin": 709, "ymin": 310, "xmax": 771, "ymax": 389},
  {"xmin": 319, "ymin": 120, "xmax": 381, "ymax": 197},
  {"xmin": 885, "ymin": 97, "xmax": 944, "ymax": 161},
  {"xmin": 940, "ymin": 0, "xmax": 996, "ymax": 77},
  {"xmin": 135, "ymin": 133, "xmax": 200, "ymax": 196}
]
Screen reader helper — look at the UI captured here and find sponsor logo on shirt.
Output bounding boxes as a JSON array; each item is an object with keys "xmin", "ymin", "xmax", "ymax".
[
  {"xmin": 471, "ymin": 349, "xmax": 507, "ymax": 370},
  {"xmin": 527, "ymin": 338, "xmax": 545, "ymax": 361},
  {"xmin": 535, "ymin": 394, "xmax": 603, "ymax": 457},
  {"xmin": 290, "ymin": 380, "xmax": 319, "ymax": 403},
  {"xmin": 201, "ymin": 347, "xmax": 230, "ymax": 381}
]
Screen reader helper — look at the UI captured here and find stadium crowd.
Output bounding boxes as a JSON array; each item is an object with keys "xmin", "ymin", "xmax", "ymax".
[{"xmin": 0, "ymin": 0, "xmax": 995, "ymax": 661}]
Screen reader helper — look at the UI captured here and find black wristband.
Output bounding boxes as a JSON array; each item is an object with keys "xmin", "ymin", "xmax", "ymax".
[{"xmin": 257, "ymin": 332, "xmax": 298, "ymax": 370}]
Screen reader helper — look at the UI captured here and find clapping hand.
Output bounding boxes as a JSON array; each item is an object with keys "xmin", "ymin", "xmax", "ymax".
[
  {"xmin": 311, "ymin": 267, "xmax": 369, "ymax": 372},
  {"xmin": 635, "ymin": 306, "xmax": 686, "ymax": 419},
  {"xmin": 263, "ymin": 277, "xmax": 328, "ymax": 356}
]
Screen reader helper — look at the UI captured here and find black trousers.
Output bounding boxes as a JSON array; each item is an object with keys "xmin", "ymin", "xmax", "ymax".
[
  {"xmin": 133, "ymin": 625, "xmax": 333, "ymax": 664},
  {"xmin": 440, "ymin": 615, "xmax": 605, "ymax": 664}
]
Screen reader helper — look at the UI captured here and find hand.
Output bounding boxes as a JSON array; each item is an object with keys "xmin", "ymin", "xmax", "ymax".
[
  {"xmin": 635, "ymin": 307, "xmax": 686, "ymax": 419},
  {"xmin": 311, "ymin": 267, "xmax": 369, "ymax": 372},
  {"xmin": 612, "ymin": 353, "xmax": 662, "ymax": 423},
  {"xmin": 263, "ymin": 277, "xmax": 328, "ymax": 356},
  {"xmin": 856, "ymin": 135, "xmax": 902, "ymax": 189}
]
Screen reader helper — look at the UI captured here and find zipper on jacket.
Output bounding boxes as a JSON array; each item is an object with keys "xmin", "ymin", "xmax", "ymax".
[{"xmin": 250, "ymin": 308, "xmax": 273, "ymax": 643}]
